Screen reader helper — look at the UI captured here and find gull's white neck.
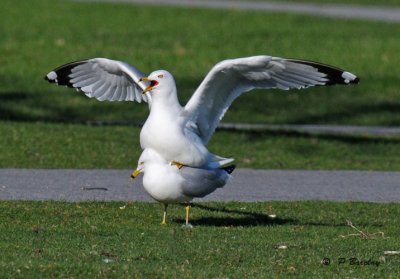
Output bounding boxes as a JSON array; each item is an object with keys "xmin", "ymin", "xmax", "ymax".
[
  {"xmin": 150, "ymin": 87, "xmax": 182, "ymax": 114},
  {"xmin": 140, "ymin": 86, "xmax": 184, "ymax": 152}
]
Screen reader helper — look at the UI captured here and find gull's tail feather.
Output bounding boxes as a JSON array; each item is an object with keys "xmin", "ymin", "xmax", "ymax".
[
  {"xmin": 207, "ymin": 154, "xmax": 235, "ymax": 168},
  {"xmin": 222, "ymin": 165, "xmax": 236, "ymax": 174}
]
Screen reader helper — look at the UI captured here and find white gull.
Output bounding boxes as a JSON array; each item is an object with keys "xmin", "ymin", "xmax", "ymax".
[{"xmin": 45, "ymin": 55, "xmax": 359, "ymax": 223}]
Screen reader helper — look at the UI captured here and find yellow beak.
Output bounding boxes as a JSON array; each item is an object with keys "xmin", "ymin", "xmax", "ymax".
[
  {"xmin": 139, "ymin": 77, "xmax": 155, "ymax": 94},
  {"xmin": 131, "ymin": 169, "xmax": 142, "ymax": 179}
]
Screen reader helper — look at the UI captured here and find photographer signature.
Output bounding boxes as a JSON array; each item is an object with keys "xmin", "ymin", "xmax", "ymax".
[{"xmin": 321, "ymin": 257, "xmax": 380, "ymax": 267}]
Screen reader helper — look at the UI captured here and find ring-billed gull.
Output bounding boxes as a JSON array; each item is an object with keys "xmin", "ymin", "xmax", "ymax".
[
  {"xmin": 45, "ymin": 55, "xmax": 359, "ymax": 224},
  {"xmin": 131, "ymin": 148, "xmax": 235, "ymax": 225}
]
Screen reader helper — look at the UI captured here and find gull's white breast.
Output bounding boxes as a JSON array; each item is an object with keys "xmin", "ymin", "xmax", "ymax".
[
  {"xmin": 140, "ymin": 102, "xmax": 210, "ymax": 167},
  {"xmin": 142, "ymin": 163, "xmax": 192, "ymax": 203}
]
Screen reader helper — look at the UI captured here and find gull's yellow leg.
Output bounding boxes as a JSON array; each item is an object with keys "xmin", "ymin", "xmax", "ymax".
[
  {"xmin": 171, "ymin": 161, "xmax": 184, "ymax": 170},
  {"xmin": 185, "ymin": 204, "xmax": 191, "ymax": 225},
  {"xmin": 161, "ymin": 204, "xmax": 168, "ymax": 225}
]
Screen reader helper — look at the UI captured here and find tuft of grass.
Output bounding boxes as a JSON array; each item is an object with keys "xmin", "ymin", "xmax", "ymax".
[{"xmin": 0, "ymin": 201, "xmax": 399, "ymax": 278}]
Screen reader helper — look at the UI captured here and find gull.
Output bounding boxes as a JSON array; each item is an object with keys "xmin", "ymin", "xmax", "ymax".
[
  {"xmin": 131, "ymin": 148, "xmax": 235, "ymax": 225},
  {"xmin": 45, "ymin": 56, "xmax": 359, "ymax": 167},
  {"xmin": 45, "ymin": 55, "xmax": 359, "ymax": 223}
]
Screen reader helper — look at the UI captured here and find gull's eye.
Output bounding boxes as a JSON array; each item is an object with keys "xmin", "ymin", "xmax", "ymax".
[{"xmin": 157, "ymin": 74, "xmax": 164, "ymax": 79}]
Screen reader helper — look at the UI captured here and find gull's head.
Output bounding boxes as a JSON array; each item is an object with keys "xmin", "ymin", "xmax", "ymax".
[
  {"xmin": 140, "ymin": 70, "xmax": 175, "ymax": 94},
  {"xmin": 131, "ymin": 163, "xmax": 144, "ymax": 179},
  {"xmin": 131, "ymin": 149, "xmax": 166, "ymax": 179}
]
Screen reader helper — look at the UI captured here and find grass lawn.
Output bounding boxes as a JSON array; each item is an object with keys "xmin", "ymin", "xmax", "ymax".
[
  {"xmin": 0, "ymin": 0, "xmax": 400, "ymax": 169},
  {"xmin": 0, "ymin": 201, "xmax": 399, "ymax": 278},
  {"xmin": 0, "ymin": 0, "xmax": 399, "ymax": 127},
  {"xmin": 2, "ymin": 121, "xmax": 400, "ymax": 170},
  {"xmin": 1, "ymin": 2, "xmax": 399, "ymax": 278}
]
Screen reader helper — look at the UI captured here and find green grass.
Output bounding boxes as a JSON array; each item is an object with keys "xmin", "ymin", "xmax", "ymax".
[
  {"xmin": 2, "ymin": 121, "xmax": 400, "ymax": 170},
  {"xmin": 0, "ymin": 0, "xmax": 399, "ymax": 126},
  {"xmin": 0, "ymin": 201, "xmax": 399, "ymax": 278},
  {"xmin": 1, "ymin": 2, "xmax": 399, "ymax": 278},
  {"xmin": 1, "ymin": 0, "xmax": 400, "ymax": 169}
]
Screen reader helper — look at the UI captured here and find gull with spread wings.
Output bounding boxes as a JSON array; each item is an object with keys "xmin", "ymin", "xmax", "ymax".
[{"xmin": 45, "ymin": 55, "xmax": 359, "ymax": 224}]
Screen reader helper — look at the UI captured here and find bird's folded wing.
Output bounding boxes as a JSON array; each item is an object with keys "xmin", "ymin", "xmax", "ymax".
[
  {"xmin": 45, "ymin": 58, "xmax": 151, "ymax": 104},
  {"xmin": 180, "ymin": 167, "xmax": 227, "ymax": 198},
  {"xmin": 183, "ymin": 55, "xmax": 359, "ymax": 144}
]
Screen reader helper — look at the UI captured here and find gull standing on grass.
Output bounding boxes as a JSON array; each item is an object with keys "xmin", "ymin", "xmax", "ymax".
[
  {"xmin": 45, "ymin": 55, "xmax": 359, "ymax": 224},
  {"xmin": 131, "ymin": 148, "xmax": 235, "ymax": 225}
]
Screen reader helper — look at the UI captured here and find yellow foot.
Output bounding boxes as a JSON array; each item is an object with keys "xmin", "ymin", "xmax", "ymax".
[
  {"xmin": 171, "ymin": 161, "xmax": 185, "ymax": 170},
  {"xmin": 182, "ymin": 205, "xmax": 193, "ymax": 228}
]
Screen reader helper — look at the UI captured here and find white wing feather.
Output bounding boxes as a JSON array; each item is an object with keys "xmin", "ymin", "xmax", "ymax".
[
  {"xmin": 184, "ymin": 55, "xmax": 359, "ymax": 144},
  {"xmin": 45, "ymin": 58, "xmax": 151, "ymax": 105}
]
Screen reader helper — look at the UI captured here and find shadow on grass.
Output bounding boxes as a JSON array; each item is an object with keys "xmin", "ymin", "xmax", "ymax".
[
  {"xmin": 173, "ymin": 203, "xmax": 298, "ymax": 227},
  {"xmin": 172, "ymin": 204, "xmax": 382, "ymax": 228},
  {"xmin": 229, "ymin": 128, "xmax": 400, "ymax": 144},
  {"xmin": 2, "ymin": 86, "xmax": 400, "ymax": 144},
  {"xmin": 291, "ymin": 102, "xmax": 400, "ymax": 126},
  {"xmin": 0, "ymin": 91, "xmax": 85, "ymax": 123},
  {"xmin": 3, "ymin": 79, "xmax": 400, "ymax": 127}
]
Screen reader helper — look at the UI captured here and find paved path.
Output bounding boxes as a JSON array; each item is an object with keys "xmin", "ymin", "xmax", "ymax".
[
  {"xmin": 81, "ymin": 0, "xmax": 400, "ymax": 23},
  {"xmin": 1, "ymin": 169, "xmax": 399, "ymax": 202}
]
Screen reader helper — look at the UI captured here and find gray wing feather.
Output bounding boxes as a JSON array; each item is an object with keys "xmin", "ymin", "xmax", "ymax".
[
  {"xmin": 45, "ymin": 57, "xmax": 151, "ymax": 106},
  {"xmin": 184, "ymin": 55, "xmax": 359, "ymax": 144},
  {"xmin": 180, "ymin": 167, "xmax": 230, "ymax": 198}
]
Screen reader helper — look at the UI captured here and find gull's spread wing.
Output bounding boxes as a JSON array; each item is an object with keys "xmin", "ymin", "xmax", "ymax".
[
  {"xmin": 45, "ymin": 58, "xmax": 151, "ymax": 104},
  {"xmin": 184, "ymin": 55, "xmax": 359, "ymax": 144}
]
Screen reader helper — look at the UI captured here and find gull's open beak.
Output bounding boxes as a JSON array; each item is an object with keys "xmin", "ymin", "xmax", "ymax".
[
  {"xmin": 131, "ymin": 169, "xmax": 142, "ymax": 179},
  {"xmin": 139, "ymin": 77, "xmax": 158, "ymax": 94}
]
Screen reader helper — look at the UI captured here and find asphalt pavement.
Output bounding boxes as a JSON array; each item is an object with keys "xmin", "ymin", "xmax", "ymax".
[
  {"xmin": 1, "ymin": 168, "xmax": 399, "ymax": 202},
  {"xmin": 80, "ymin": 0, "xmax": 400, "ymax": 23}
]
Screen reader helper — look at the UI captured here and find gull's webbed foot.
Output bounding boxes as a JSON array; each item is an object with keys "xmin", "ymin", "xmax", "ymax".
[{"xmin": 182, "ymin": 204, "xmax": 193, "ymax": 228}]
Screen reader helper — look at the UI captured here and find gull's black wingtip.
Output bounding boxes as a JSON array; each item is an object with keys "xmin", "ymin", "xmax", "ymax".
[
  {"xmin": 44, "ymin": 70, "xmax": 59, "ymax": 84},
  {"xmin": 44, "ymin": 74, "xmax": 53, "ymax": 83},
  {"xmin": 340, "ymin": 70, "xmax": 360, "ymax": 85},
  {"xmin": 43, "ymin": 60, "xmax": 88, "ymax": 87},
  {"xmin": 287, "ymin": 59, "xmax": 360, "ymax": 86}
]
